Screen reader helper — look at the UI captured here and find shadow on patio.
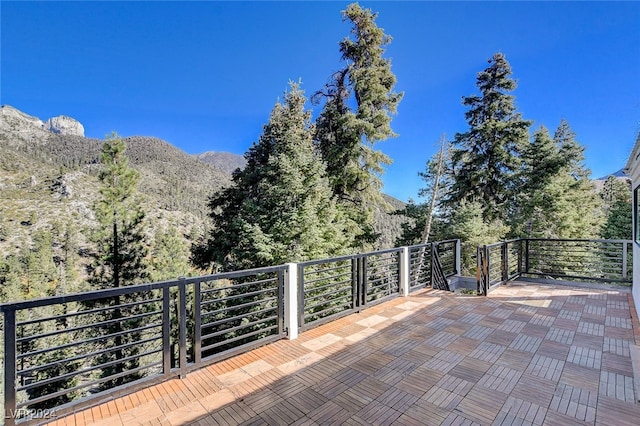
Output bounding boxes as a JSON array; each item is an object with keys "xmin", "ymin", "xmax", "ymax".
[{"xmin": 49, "ymin": 280, "xmax": 640, "ymax": 426}]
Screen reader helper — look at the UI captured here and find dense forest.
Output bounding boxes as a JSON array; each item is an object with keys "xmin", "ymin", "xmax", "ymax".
[{"xmin": 0, "ymin": 2, "xmax": 632, "ymax": 302}]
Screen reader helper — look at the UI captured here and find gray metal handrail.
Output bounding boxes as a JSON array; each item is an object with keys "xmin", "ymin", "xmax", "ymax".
[{"xmin": 476, "ymin": 238, "xmax": 632, "ymax": 295}]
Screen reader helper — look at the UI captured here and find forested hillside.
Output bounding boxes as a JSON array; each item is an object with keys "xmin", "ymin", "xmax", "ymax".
[{"xmin": 0, "ymin": 104, "xmax": 408, "ymax": 301}]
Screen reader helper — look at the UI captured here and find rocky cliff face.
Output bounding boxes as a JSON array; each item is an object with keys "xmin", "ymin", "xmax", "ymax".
[
  {"xmin": 45, "ymin": 115, "xmax": 85, "ymax": 137},
  {"xmin": 0, "ymin": 105, "xmax": 84, "ymax": 137}
]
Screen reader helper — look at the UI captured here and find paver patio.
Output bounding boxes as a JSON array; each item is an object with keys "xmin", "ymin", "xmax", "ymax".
[{"xmin": 46, "ymin": 280, "xmax": 640, "ymax": 426}]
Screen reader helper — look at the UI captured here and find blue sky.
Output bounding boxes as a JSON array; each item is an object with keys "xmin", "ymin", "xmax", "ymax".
[{"xmin": 2, "ymin": 1, "xmax": 639, "ymax": 202}]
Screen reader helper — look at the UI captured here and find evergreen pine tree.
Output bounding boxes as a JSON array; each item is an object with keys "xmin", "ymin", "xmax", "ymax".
[
  {"xmin": 314, "ymin": 2, "xmax": 402, "ymax": 248},
  {"xmin": 448, "ymin": 53, "xmax": 532, "ymax": 222},
  {"xmin": 150, "ymin": 224, "xmax": 193, "ymax": 281},
  {"xmin": 514, "ymin": 121, "xmax": 602, "ymax": 238},
  {"xmin": 600, "ymin": 176, "xmax": 632, "ymax": 239},
  {"xmin": 196, "ymin": 82, "xmax": 349, "ymax": 272},
  {"xmin": 91, "ymin": 133, "xmax": 149, "ymax": 288},
  {"xmin": 88, "ymin": 132, "xmax": 152, "ymax": 390}
]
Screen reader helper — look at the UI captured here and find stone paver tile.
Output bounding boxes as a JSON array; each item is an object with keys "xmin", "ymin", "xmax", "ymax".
[{"xmin": 240, "ymin": 359, "xmax": 274, "ymax": 377}]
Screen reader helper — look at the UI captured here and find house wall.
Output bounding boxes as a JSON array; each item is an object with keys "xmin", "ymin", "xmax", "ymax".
[{"xmin": 625, "ymin": 134, "xmax": 640, "ymax": 320}]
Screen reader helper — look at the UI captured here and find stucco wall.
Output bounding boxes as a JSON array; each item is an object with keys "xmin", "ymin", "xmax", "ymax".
[{"xmin": 625, "ymin": 135, "xmax": 640, "ymax": 320}]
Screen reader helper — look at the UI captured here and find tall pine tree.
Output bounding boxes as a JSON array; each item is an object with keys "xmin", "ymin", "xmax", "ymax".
[
  {"xmin": 91, "ymin": 133, "xmax": 149, "ymax": 288},
  {"xmin": 88, "ymin": 132, "xmax": 152, "ymax": 390},
  {"xmin": 195, "ymin": 82, "xmax": 349, "ymax": 272},
  {"xmin": 448, "ymin": 52, "xmax": 532, "ymax": 223},
  {"xmin": 314, "ymin": 2, "xmax": 402, "ymax": 249},
  {"xmin": 514, "ymin": 120, "xmax": 602, "ymax": 238},
  {"xmin": 600, "ymin": 176, "xmax": 631, "ymax": 239}
]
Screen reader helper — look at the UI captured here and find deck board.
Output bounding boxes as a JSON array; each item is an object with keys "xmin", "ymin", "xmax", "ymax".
[{"xmin": 40, "ymin": 281, "xmax": 640, "ymax": 425}]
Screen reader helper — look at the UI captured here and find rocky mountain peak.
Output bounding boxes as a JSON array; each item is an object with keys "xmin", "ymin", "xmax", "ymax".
[
  {"xmin": 45, "ymin": 115, "xmax": 85, "ymax": 137},
  {"xmin": 0, "ymin": 104, "xmax": 84, "ymax": 137}
]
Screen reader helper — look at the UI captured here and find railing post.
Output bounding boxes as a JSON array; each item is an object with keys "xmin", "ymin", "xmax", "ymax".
[
  {"xmin": 360, "ymin": 256, "xmax": 368, "ymax": 306},
  {"xmin": 502, "ymin": 243, "xmax": 509, "ymax": 283},
  {"xmin": 476, "ymin": 246, "xmax": 482, "ymax": 295},
  {"xmin": 298, "ymin": 264, "xmax": 305, "ymax": 330},
  {"xmin": 193, "ymin": 280, "xmax": 202, "ymax": 364},
  {"xmin": 284, "ymin": 263, "xmax": 299, "ymax": 340},
  {"xmin": 162, "ymin": 285, "xmax": 171, "ymax": 376},
  {"xmin": 524, "ymin": 239, "xmax": 530, "ymax": 274},
  {"xmin": 517, "ymin": 239, "xmax": 523, "ymax": 276},
  {"xmin": 3, "ymin": 308, "xmax": 16, "ymax": 426},
  {"xmin": 455, "ymin": 239, "xmax": 462, "ymax": 276},
  {"xmin": 178, "ymin": 277, "xmax": 187, "ymax": 378},
  {"xmin": 399, "ymin": 247, "xmax": 410, "ymax": 296},
  {"xmin": 622, "ymin": 241, "xmax": 628, "ymax": 280},
  {"xmin": 430, "ymin": 242, "xmax": 437, "ymax": 289}
]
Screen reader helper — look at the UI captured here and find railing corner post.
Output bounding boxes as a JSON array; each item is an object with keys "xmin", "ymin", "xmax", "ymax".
[
  {"xmin": 284, "ymin": 263, "xmax": 299, "ymax": 340},
  {"xmin": 399, "ymin": 247, "xmax": 410, "ymax": 296}
]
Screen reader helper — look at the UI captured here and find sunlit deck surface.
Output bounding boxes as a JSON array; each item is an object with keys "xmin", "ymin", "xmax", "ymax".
[{"xmin": 48, "ymin": 280, "xmax": 640, "ymax": 426}]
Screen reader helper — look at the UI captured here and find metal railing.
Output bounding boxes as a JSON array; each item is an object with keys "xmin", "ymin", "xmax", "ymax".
[
  {"xmin": 2, "ymin": 241, "xmax": 462, "ymax": 423},
  {"xmin": 297, "ymin": 240, "xmax": 461, "ymax": 331},
  {"xmin": 407, "ymin": 239, "xmax": 459, "ymax": 292},
  {"xmin": 1, "ymin": 265, "xmax": 286, "ymax": 425},
  {"xmin": 477, "ymin": 238, "xmax": 631, "ymax": 295},
  {"xmin": 298, "ymin": 248, "xmax": 402, "ymax": 331},
  {"xmin": 524, "ymin": 239, "xmax": 632, "ymax": 283}
]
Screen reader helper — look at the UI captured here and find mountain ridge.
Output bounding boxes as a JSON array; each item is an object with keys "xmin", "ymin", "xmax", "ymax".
[{"xmin": 0, "ymin": 105, "xmax": 407, "ymax": 288}]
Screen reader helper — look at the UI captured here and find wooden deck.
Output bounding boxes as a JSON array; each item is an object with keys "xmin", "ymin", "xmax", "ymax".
[{"xmin": 45, "ymin": 280, "xmax": 640, "ymax": 426}]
